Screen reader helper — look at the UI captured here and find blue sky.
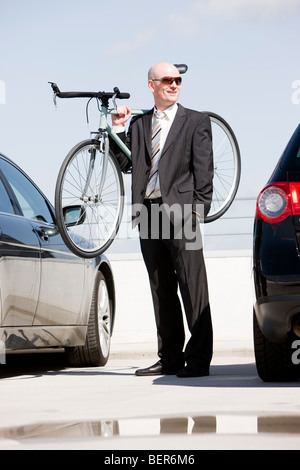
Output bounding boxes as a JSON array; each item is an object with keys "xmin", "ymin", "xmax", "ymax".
[{"xmin": 1, "ymin": 0, "xmax": 300, "ymax": 251}]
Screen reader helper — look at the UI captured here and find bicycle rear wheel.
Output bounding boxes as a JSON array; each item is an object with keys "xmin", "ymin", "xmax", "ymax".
[
  {"xmin": 205, "ymin": 112, "xmax": 241, "ymax": 223},
  {"xmin": 55, "ymin": 139, "xmax": 124, "ymax": 258}
]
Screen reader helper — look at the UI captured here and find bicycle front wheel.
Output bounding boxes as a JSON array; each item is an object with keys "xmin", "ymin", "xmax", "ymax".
[
  {"xmin": 205, "ymin": 112, "xmax": 241, "ymax": 223},
  {"xmin": 55, "ymin": 139, "xmax": 124, "ymax": 258}
]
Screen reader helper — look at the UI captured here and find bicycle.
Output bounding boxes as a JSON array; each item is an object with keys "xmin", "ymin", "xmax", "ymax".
[{"xmin": 49, "ymin": 64, "xmax": 241, "ymax": 259}]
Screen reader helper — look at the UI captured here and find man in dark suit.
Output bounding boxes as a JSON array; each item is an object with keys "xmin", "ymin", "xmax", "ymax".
[{"xmin": 111, "ymin": 62, "xmax": 214, "ymax": 377}]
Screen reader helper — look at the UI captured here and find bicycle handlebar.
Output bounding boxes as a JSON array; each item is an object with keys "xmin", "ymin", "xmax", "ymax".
[{"xmin": 48, "ymin": 82, "xmax": 130, "ymax": 101}]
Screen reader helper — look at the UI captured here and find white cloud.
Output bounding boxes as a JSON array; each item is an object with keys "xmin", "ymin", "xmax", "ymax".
[
  {"xmin": 210, "ymin": 0, "xmax": 300, "ymax": 20},
  {"xmin": 168, "ymin": 0, "xmax": 300, "ymax": 38},
  {"xmin": 105, "ymin": 27, "xmax": 157, "ymax": 57}
]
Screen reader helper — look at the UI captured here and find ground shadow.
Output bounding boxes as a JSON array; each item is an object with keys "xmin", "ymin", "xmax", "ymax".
[
  {"xmin": 2, "ymin": 354, "xmax": 300, "ymax": 387},
  {"xmin": 0, "ymin": 352, "xmax": 136, "ymax": 379},
  {"xmin": 153, "ymin": 363, "xmax": 300, "ymax": 388},
  {"xmin": 0, "ymin": 352, "xmax": 68, "ymax": 379}
]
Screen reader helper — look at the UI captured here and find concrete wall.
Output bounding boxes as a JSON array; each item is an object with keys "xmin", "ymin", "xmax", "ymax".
[{"xmin": 108, "ymin": 251, "xmax": 254, "ymax": 355}]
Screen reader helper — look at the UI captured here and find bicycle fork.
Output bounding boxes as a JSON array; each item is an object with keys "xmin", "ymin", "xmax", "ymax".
[{"xmin": 82, "ymin": 132, "xmax": 109, "ymax": 203}]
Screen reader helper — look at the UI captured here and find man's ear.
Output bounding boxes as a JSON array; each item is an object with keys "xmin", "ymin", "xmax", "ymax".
[{"xmin": 148, "ymin": 80, "xmax": 155, "ymax": 93}]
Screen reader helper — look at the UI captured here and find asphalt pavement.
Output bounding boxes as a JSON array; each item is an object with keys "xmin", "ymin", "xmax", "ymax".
[{"xmin": 0, "ymin": 342, "xmax": 300, "ymax": 451}]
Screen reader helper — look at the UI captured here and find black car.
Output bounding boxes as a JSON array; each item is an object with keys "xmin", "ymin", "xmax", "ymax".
[
  {"xmin": 0, "ymin": 152, "xmax": 115, "ymax": 367},
  {"xmin": 253, "ymin": 123, "xmax": 300, "ymax": 381}
]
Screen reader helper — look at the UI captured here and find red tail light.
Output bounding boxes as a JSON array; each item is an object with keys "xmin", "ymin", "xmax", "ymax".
[
  {"xmin": 256, "ymin": 182, "xmax": 300, "ymax": 223},
  {"xmin": 290, "ymin": 183, "xmax": 300, "ymax": 214}
]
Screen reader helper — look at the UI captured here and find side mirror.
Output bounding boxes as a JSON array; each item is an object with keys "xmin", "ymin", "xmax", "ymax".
[{"xmin": 63, "ymin": 205, "xmax": 86, "ymax": 227}]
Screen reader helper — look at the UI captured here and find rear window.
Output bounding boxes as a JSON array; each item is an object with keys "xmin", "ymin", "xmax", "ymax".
[{"xmin": 280, "ymin": 124, "xmax": 300, "ymax": 171}]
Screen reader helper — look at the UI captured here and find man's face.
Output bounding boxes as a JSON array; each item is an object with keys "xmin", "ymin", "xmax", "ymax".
[{"xmin": 148, "ymin": 64, "xmax": 181, "ymax": 110}]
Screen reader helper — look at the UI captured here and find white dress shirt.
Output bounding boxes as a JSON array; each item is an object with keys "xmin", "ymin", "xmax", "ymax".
[{"xmin": 113, "ymin": 103, "xmax": 178, "ymax": 198}]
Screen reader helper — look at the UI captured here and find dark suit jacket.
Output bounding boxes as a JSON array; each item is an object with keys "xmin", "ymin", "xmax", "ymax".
[{"xmin": 110, "ymin": 104, "xmax": 214, "ymax": 224}]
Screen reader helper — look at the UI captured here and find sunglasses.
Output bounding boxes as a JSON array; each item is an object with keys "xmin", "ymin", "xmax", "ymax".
[{"xmin": 151, "ymin": 76, "xmax": 182, "ymax": 86}]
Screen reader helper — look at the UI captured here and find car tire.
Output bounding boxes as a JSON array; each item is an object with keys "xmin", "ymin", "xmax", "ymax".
[
  {"xmin": 253, "ymin": 311, "xmax": 300, "ymax": 382},
  {"xmin": 66, "ymin": 271, "xmax": 112, "ymax": 367}
]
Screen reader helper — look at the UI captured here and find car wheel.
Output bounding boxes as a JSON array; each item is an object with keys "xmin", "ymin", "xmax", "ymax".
[
  {"xmin": 253, "ymin": 311, "xmax": 300, "ymax": 382},
  {"xmin": 66, "ymin": 271, "xmax": 112, "ymax": 367}
]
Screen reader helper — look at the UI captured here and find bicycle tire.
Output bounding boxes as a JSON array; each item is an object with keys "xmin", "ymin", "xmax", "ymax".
[
  {"xmin": 55, "ymin": 139, "xmax": 124, "ymax": 258},
  {"xmin": 205, "ymin": 112, "xmax": 241, "ymax": 223}
]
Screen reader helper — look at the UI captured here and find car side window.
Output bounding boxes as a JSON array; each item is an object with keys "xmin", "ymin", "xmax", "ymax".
[
  {"xmin": 0, "ymin": 177, "xmax": 15, "ymax": 215},
  {"xmin": 0, "ymin": 158, "xmax": 54, "ymax": 224}
]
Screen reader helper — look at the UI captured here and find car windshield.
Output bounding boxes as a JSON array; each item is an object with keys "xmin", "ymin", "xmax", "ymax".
[
  {"xmin": 280, "ymin": 124, "xmax": 300, "ymax": 171},
  {"xmin": 0, "ymin": 158, "xmax": 54, "ymax": 224}
]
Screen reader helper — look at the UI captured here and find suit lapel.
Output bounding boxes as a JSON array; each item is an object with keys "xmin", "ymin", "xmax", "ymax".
[
  {"xmin": 160, "ymin": 104, "xmax": 186, "ymax": 158},
  {"xmin": 142, "ymin": 109, "xmax": 154, "ymax": 159}
]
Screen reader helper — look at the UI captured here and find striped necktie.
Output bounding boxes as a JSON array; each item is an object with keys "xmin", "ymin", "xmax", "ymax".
[{"xmin": 146, "ymin": 110, "xmax": 165, "ymax": 197}]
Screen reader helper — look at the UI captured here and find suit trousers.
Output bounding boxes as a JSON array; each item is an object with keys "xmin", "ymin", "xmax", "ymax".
[{"xmin": 139, "ymin": 199, "xmax": 213, "ymax": 369}]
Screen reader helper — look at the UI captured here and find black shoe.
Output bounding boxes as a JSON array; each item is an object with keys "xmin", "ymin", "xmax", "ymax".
[
  {"xmin": 176, "ymin": 363, "xmax": 210, "ymax": 378},
  {"xmin": 135, "ymin": 361, "xmax": 181, "ymax": 377}
]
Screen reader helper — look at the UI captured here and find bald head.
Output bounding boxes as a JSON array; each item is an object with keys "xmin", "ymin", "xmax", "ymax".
[{"xmin": 148, "ymin": 63, "xmax": 179, "ymax": 81}]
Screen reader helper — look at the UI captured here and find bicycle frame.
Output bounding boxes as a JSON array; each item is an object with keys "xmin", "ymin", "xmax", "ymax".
[
  {"xmin": 89, "ymin": 106, "xmax": 149, "ymax": 198},
  {"xmin": 98, "ymin": 106, "xmax": 150, "ymax": 162}
]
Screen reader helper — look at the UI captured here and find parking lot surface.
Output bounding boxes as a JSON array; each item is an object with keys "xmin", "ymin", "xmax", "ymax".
[{"xmin": 0, "ymin": 347, "xmax": 300, "ymax": 450}]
